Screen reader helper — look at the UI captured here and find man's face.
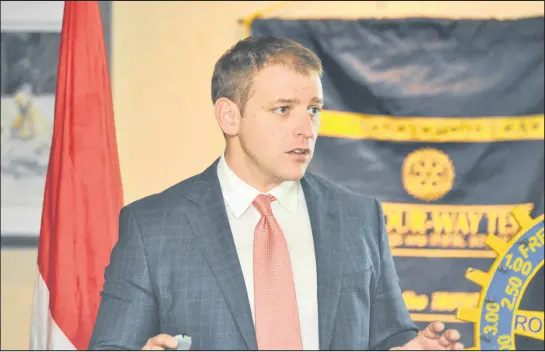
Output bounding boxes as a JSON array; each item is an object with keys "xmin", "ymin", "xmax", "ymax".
[{"xmin": 237, "ymin": 64, "xmax": 323, "ymax": 185}]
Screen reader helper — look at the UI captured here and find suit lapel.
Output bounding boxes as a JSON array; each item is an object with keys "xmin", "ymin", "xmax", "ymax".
[
  {"xmin": 301, "ymin": 175, "xmax": 343, "ymax": 350},
  {"xmin": 184, "ymin": 160, "xmax": 257, "ymax": 350}
]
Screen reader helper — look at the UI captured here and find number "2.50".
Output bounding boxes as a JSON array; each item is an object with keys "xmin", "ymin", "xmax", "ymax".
[{"xmin": 501, "ymin": 276, "xmax": 523, "ymax": 310}]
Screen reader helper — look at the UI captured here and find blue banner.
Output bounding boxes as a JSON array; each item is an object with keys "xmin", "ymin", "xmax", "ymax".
[{"xmin": 252, "ymin": 17, "xmax": 544, "ymax": 350}]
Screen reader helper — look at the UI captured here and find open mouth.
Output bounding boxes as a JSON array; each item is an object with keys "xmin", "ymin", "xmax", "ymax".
[{"xmin": 287, "ymin": 148, "xmax": 310, "ymax": 155}]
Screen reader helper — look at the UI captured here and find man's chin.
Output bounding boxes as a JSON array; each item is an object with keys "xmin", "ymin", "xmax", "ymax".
[{"xmin": 280, "ymin": 166, "xmax": 308, "ymax": 182}]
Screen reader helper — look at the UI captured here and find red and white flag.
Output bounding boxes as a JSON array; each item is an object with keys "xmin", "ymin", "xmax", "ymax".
[{"xmin": 29, "ymin": 1, "xmax": 123, "ymax": 349}]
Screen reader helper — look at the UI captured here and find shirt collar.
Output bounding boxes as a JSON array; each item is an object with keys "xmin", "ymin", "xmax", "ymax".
[{"xmin": 217, "ymin": 153, "xmax": 299, "ymax": 218}]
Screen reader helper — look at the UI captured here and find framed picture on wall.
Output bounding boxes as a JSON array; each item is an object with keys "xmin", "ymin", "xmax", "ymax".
[
  {"xmin": 1, "ymin": 1, "xmax": 111, "ymax": 244},
  {"xmin": 0, "ymin": 1, "xmax": 64, "ymax": 240}
]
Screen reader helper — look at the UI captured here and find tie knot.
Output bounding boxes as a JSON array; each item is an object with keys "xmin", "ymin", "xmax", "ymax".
[{"xmin": 253, "ymin": 194, "xmax": 276, "ymax": 217}]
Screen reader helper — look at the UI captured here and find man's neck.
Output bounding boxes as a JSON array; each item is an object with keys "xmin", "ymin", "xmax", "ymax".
[{"xmin": 223, "ymin": 149, "xmax": 282, "ymax": 193}]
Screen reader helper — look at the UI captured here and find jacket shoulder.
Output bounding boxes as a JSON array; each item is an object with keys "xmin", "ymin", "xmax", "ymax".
[
  {"xmin": 122, "ymin": 169, "xmax": 209, "ymax": 214},
  {"xmin": 305, "ymin": 172, "xmax": 380, "ymax": 213}
]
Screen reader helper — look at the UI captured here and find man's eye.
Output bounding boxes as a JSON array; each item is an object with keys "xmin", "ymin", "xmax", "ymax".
[
  {"xmin": 309, "ymin": 107, "xmax": 321, "ymax": 116},
  {"xmin": 273, "ymin": 106, "xmax": 289, "ymax": 115}
]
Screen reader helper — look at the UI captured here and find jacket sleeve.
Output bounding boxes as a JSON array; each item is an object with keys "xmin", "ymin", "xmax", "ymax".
[
  {"xmin": 89, "ymin": 206, "xmax": 159, "ymax": 350},
  {"xmin": 369, "ymin": 198, "xmax": 419, "ymax": 350}
]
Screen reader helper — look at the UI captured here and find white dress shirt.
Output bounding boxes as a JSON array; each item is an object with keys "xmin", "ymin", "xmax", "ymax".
[{"xmin": 216, "ymin": 153, "xmax": 320, "ymax": 350}]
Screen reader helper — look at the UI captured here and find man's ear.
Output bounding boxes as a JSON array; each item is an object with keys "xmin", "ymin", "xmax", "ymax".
[{"xmin": 214, "ymin": 98, "xmax": 240, "ymax": 137}]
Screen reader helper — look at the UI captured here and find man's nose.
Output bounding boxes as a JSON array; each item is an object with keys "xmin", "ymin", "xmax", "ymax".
[{"xmin": 295, "ymin": 113, "xmax": 316, "ymax": 139}]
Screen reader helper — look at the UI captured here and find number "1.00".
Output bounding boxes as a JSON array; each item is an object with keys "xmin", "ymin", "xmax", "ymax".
[{"xmin": 503, "ymin": 254, "xmax": 532, "ymax": 275}]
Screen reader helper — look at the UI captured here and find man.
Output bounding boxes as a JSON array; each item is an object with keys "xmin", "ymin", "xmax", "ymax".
[{"xmin": 90, "ymin": 36, "xmax": 463, "ymax": 350}]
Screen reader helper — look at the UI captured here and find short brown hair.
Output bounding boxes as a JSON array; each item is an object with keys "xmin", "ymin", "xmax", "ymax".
[{"xmin": 211, "ymin": 36, "xmax": 323, "ymax": 115}]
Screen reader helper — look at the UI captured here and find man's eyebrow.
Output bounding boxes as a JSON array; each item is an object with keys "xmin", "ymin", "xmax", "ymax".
[
  {"xmin": 311, "ymin": 97, "xmax": 324, "ymax": 105},
  {"xmin": 273, "ymin": 98, "xmax": 300, "ymax": 104},
  {"xmin": 272, "ymin": 97, "xmax": 323, "ymax": 105}
]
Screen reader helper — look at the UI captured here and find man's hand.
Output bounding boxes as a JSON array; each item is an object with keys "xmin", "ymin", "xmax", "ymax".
[
  {"xmin": 392, "ymin": 321, "xmax": 464, "ymax": 350},
  {"xmin": 142, "ymin": 334, "xmax": 178, "ymax": 350}
]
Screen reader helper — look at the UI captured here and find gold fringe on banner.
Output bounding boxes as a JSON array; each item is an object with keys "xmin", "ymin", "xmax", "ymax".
[{"xmin": 239, "ymin": 1, "xmax": 292, "ymax": 38}]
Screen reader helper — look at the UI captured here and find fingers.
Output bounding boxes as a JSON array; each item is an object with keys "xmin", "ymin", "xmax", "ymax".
[
  {"xmin": 451, "ymin": 342, "xmax": 465, "ymax": 350},
  {"xmin": 142, "ymin": 334, "xmax": 178, "ymax": 350},
  {"xmin": 437, "ymin": 329, "xmax": 460, "ymax": 347},
  {"xmin": 420, "ymin": 322, "xmax": 464, "ymax": 350},
  {"xmin": 421, "ymin": 321, "xmax": 445, "ymax": 340}
]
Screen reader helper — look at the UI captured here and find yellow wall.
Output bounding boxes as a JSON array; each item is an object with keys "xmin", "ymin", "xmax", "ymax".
[
  {"xmin": 2, "ymin": 1, "xmax": 543, "ymax": 350},
  {"xmin": 1, "ymin": 249, "xmax": 38, "ymax": 350}
]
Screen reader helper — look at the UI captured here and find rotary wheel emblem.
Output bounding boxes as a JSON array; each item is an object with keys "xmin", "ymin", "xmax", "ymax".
[
  {"xmin": 456, "ymin": 205, "xmax": 544, "ymax": 350},
  {"xmin": 402, "ymin": 148, "xmax": 455, "ymax": 201}
]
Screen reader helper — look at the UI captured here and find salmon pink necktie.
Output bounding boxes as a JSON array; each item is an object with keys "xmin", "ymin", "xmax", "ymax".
[{"xmin": 252, "ymin": 194, "xmax": 303, "ymax": 350}]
